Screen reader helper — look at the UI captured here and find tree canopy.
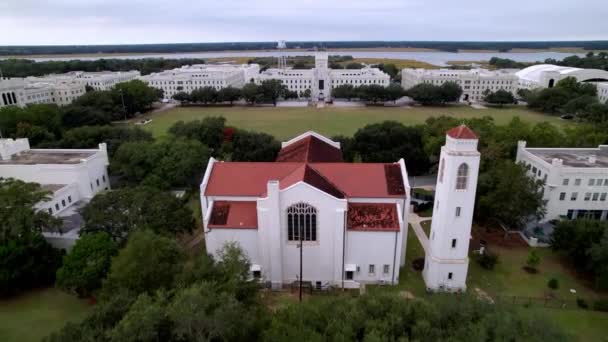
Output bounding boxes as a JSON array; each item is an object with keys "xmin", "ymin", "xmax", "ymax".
[{"xmin": 80, "ymin": 187, "xmax": 195, "ymax": 242}]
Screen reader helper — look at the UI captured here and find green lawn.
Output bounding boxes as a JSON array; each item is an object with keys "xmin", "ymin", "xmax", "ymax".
[
  {"xmin": 140, "ymin": 105, "xmax": 567, "ymax": 140},
  {"xmin": 539, "ymin": 308, "xmax": 608, "ymax": 342},
  {"xmin": 0, "ymin": 288, "xmax": 92, "ymax": 342}
]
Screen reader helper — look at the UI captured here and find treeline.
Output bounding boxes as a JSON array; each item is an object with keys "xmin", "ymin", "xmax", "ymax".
[
  {"xmin": 552, "ymin": 220, "xmax": 608, "ymax": 291},
  {"xmin": 173, "ymin": 80, "xmax": 300, "ymax": 106},
  {"xmin": 3, "ymin": 40, "xmax": 608, "ymax": 55},
  {"xmin": 405, "ymin": 82, "xmax": 463, "ymax": 105},
  {"xmin": 488, "ymin": 57, "xmax": 533, "ymax": 69},
  {"xmin": 332, "ymin": 84, "xmax": 406, "ymax": 103},
  {"xmin": 0, "ymin": 58, "xmax": 207, "ymax": 77},
  {"xmin": 547, "ymin": 51, "xmax": 608, "ymax": 71},
  {"xmin": 520, "ymin": 77, "xmax": 608, "ymax": 124},
  {"xmin": 247, "ymin": 55, "xmax": 355, "ymax": 70},
  {"xmin": 0, "ymin": 80, "xmax": 161, "ymax": 146}
]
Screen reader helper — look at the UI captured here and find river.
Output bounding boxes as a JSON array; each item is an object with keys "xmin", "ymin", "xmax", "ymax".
[{"xmin": 2, "ymin": 50, "xmax": 583, "ymax": 66}]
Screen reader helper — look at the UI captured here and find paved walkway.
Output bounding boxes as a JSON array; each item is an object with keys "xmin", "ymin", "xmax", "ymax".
[{"xmin": 409, "ymin": 213, "xmax": 431, "ymax": 254}]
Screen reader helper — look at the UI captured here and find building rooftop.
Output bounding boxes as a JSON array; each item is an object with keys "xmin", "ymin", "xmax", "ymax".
[
  {"xmin": 276, "ymin": 135, "xmax": 343, "ymax": 163},
  {"xmin": 0, "ymin": 150, "xmax": 95, "ymax": 165},
  {"xmin": 208, "ymin": 201, "xmax": 258, "ymax": 229},
  {"xmin": 347, "ymin": 203, "xmax": 400, "ymax": 232},
  {"xmin": 40, "ymin": 184, "xmax": 68, "ymax": 192},
  {"xmin": 527, "ymin": 148, "xmax": 608, "ymax": 168}
]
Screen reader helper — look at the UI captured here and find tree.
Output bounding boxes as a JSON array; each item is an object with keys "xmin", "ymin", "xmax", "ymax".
[
  {"xmin": 353, "ymin": 121, "xmax": 430, "ymax": 175},
  {"xmin": 14, "ymin": 122, "xmax": 55, "ymax": 146},
  {"xmin": 59, "ymin": 125, "xmax": 153, "ymax": 157},
  {"xmin": 172, "ymin": 91, "xmax": 191, "ymax": 104},
  {"xmin": 386, "ymin": 83, "xmax": 406, "ymax": 102},
  {"xmin": 259, "ymin": 79, "xmax": 288, "ymax": 106},
  {"xmin": 552, "ymin": 219, "xmax": 608, "ymax": 289},
  {"xmin": 112, "ymin": 138, "xmax": 209, "ymax": 188},
  {"xmin": 80, "ymin": 187, "xmax": 195, "ymax": 242},
  {"xmin": 71, "ymin": 90, "xmax": 124, "ymax": 121},
  {"xmin": 242, "ymin": 83, "xmax": 260, "ymax": 105},
  {"xmin": 0, "ymin": 178, "xmax": 61, "ymax": 242},
  {"xmin": 102, "ymin": 230, "xmax": 184, "ymax": 295},
  {"xmin": 526, "ymin": 250, "xmax": 541, "ymax": 271},
  {"xmin": 302, "ymin": 88, "xmax": 312, "ymax": 99},
  {"xmin": 407, "ymin": 83, "xmax": 442, "ymax": 105},
  {"xmin": 483, "ymin": 89, "xmax": 516, "ymax": 107},
  {"xmin": 56, "ymin": 232, "xmax": 117, "ymax": 297},
  {"xmin": 230, "ymin": 130, "xmax": 281, "ymax": 162},
  {"xmin": 331, "ymin": 135, "xmax": 356, "ymax": 162},
  {"xmin": 217, "ymin": 86, "xmax": 242, "ymax": 105},
  {"xmin": 345, "ymin": 62, "xmax": 364, "ymax": 69},
  {"xmin": 61, "ymin": 105, "xmax": 112, "ymax": 128},
  {"xmin": 191, "ymin": 86, "xmax": 218, "ymax": 104},
  {"xmin": 439, "ymin": 81, "xmax": 463, "ymax": 103},
  {"xmin": 332, "ymin": 84, "xmax": 356, "ymax": 100},
  {"xmin": 168, "ymin": 116, "xmax": 226, "ymax": 152},
  {"xmin": 109, "ymin": 292, "xmax": 170, "ymax": 342},
  {"xmin": 476, "ymin": 161, "xmax": 546, "ymax": 229},
  {"xmin": 111, "ymin": 80, "xmax": 159, "ymax": 116}
]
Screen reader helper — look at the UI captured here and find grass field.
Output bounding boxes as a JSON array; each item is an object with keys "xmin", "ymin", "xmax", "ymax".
[
  {"xmin": 0, "ymin": 288, "xmax": 92, "ymax": 342},
  {"xmin": 393, "ymin": 223, "xmax": 608, "ymax": 341},
  {"xmin": 141, "ymin": 105, "xmax": 566, "ymax": 140}
]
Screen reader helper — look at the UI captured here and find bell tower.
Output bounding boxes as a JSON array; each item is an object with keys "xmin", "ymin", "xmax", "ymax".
[
  {"xmin": 313, "ymin": 52, "xmax": 331, "ymax": 102},
  {"xmin": 423, "ymin": 125, "xmax": 480, "ymax": 292}
]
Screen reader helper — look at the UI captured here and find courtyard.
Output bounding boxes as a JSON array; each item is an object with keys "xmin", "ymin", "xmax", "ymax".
[{"xmin": 137, "ymin": 105, "xmax": 568, "ymax": 140}]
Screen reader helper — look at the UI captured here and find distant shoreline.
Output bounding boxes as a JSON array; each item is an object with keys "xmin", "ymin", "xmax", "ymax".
[{"xmin": 0, "ymin": 47, "xmax": 600, "ymax": 59}]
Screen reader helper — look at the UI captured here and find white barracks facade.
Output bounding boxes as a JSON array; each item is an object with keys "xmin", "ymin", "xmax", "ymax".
[{"xmin": 201, "ymin": 127, "xmax": 479, "ymax": 292}]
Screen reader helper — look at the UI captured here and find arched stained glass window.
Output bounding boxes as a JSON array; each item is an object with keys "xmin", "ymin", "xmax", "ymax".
[
  {"xmin": 287, "ymin": 203, "xmax": 317, "ymax": 241},
  {"xmin": 456, "ymin": 163, "xmax": 469, "ymax": 190}
]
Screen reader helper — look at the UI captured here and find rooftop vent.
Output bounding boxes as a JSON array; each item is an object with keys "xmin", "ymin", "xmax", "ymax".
[{"xmin": 588, "ymin": 155, "xmax": 597, "ymax": 164}]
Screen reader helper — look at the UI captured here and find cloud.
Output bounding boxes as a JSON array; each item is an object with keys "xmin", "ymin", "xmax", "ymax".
[{"xmin": 1, "ymin": 0, "xmax": 607, "ymax": 45}]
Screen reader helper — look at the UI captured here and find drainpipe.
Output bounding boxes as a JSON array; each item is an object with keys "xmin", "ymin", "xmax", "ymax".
[
  {"xmin": 392, "ymin": 231, "xmax": 397, "ymax": 285},
  {"xmin": 342, "ymin": 210, "xmax": 346, "ymax": 290}
]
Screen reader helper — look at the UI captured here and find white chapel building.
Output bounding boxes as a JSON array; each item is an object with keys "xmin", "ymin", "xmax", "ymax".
[{"xmin": 201, "ymin": 126, "xmax": 480, "ymax": 292}]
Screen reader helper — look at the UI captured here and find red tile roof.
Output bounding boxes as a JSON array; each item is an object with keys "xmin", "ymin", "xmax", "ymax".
[
  {"xmin": 204, "ymin": 162, "xmax": 406, "ymax": 199},
  {"xmin": 447, "ymin": 125, "xmax": 478, "ymax": 139},
  {"xmin": 347, "ymin": 203, "xmax": 400, "ymax": 232},
  {"xmin": 208, "ymin": 201, "xmax": 258, "ymax": 229},
  {"xmin": 276, "ymin": 136, "xmax": 343, "ymax": 163}
]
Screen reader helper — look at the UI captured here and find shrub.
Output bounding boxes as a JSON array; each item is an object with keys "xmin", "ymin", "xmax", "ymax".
[
  {"xmin": 547, "ymin": 278, "xmax": 559, "ymax": 290},
  {"xmin": 476, "ymin": 251, "xmax": 499, "ymax": 270},
  {"xmin": 593, "ymin": 299, "xmax": 608, "ymax": 312},
  {"xmin": 576, "ymin": 298, "xmax": 588, "ymax": 309},
  {"xmin": 412, "ymin": 257, "xmax": 425, "ymax": 271}
]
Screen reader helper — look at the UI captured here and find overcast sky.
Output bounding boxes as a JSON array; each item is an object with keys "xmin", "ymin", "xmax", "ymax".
[{"xmin": 2, "ymin": 0, "xmax": 607, "ymax": 45}]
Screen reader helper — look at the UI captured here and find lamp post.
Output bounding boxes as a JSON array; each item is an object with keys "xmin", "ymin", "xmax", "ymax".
[
  {"xmin": 299, "ymin": 224, "xmax": 303, "ymax": 303},
  {"xmin": 118, "ymin": 89, "xmax": 127, "ymax": 121}
]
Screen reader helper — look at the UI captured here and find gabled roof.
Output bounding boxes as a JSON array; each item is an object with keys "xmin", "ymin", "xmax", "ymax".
[
  {"xmin": 208, "ymin": 201, "xmax": 258, "ymax": 229},
  {"xmin": 447, "ymin": 125, "xmax": 478, "ymax": 140},
  {"xmin": 279, "ymin": 164, "xmax": 345, "ymax": 198},
  {"xmin": 347, "ymin": 203, "xmax": 400, "ymax": 232},
  {"xmin": 276, "ymin": 135, "xmax": 343, "ymax": 163},
  {"xmin": 204, "ymin": 162, "xmax": 406, "ymax": 199}
]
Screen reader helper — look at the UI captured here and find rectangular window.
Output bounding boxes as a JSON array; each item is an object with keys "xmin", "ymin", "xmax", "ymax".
[
  {"xmin": 102, "ymin": 175, "xmax": 106, "ymax": 182},
  {"xmin": 55, "ymin": 203, "xmax": 60, "ymax": 211},
  {"xmin": 575, "ymin": 179, "xmax": 581, "ymax": 186},
  {"xmin": 68, "ymin": 196, "xmax": 72, "ymax": 203},
  {"xmin": 571, "ymin": 192, "xmax": 578, "ymax": 201},
  {"xmin": 532, "ymin": 166, "xmax": 537, "ymax": 174},
  {"xmin": 589, "ymin": 179, "xmax": 595, "ymax": 186},
  {"xmin": 448, "ymin": 272, "xmax": 453, "ymax": 280},
  {"xmin": 559, "ymin": 192, "xmax": 566, "ymax": 201},
  {"xmin": 562, "ymin": 179, "xmax": 569, "ymax": 186},
  {"xmin": 451, "ymin": 239, "xmax": 457, "ymax": 248},
  {"xmin": 62, "ymin": 199, "xmax": 66, "ymax": 207},
  {"xmin": 383, "ymin": 264, "xmax": 390, "ymax": 274},
  {"xmin": 96, "ymin": 179, "xmax": 100, "ymax": 187},
  {"xmin": 48, "ymin": 208, "xmax": 53, "ymax": 215},
  {"xmin": 345, "ymin": 271, "xmax": 354, "ymax": 280},
  {"xmin": 604, "ymin": 179, "xmax": 608, "ymax": 186},
  {"xmin": 593, "ymin": 193, "xmax": 599, "ymax": 201},
  {"xmin": 368, "ymin": 264, "xmax": 375, "ymax": 275},
  {"xmin": 597, "ymin": 179, "xmax": 603, "ymax": 187},
  {"xmin": 455, "ymin": 207, "xmax": 461, "ymax": 217},
  {"xmin": 601, "ymin": 193, "xmax": 607, "ymax": 201},
  {"xmin": 585, "ymin": 192, "xmax": 592, "ymax": 201}
]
